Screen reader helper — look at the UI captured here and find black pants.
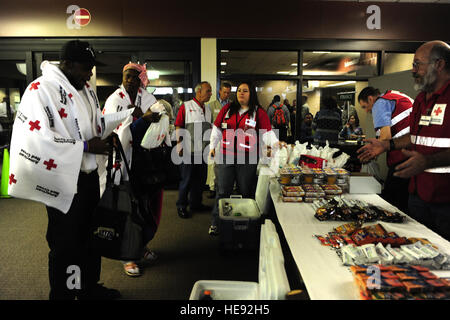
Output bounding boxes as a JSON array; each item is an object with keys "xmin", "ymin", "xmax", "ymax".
[
  {"xmin": 46, "ymin": 170, "xmax": 101, "ymax": 300},
  {"xmin": 381, "ymin": 164, "xmax": 410, "ymax": 215},
  {"xmin": 409, "ymin": 194, "xmax": 450, "ymax": 241}
]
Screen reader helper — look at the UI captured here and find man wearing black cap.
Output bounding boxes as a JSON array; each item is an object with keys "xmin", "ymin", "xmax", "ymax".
[{"xmin": 8, "ymin": 40, "xmax": 121, "ymax": 300}]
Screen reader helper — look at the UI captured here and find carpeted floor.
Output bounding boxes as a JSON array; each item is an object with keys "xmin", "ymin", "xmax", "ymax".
[{"xmin": 0, "ymin": 190, "xmax": 259, "ymax": 300}]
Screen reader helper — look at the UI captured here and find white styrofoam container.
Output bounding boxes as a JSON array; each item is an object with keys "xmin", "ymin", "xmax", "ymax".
[
  {"xmin": 189, "ymin": 219, "xmax": 291, "ymax": 300},
  {"xmin": 349, "ymin": 175, "xmax": 382, "ymax": 194}
]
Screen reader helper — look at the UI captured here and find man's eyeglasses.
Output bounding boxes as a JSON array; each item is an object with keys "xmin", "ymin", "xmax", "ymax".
[{"xmin": 412, "ymin": 59, "xmax": 438, "ymax": 69}]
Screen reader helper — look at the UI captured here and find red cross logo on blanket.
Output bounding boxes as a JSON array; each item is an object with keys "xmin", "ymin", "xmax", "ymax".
[
  {"xmin": 59, "ymin": 108, "xmax": 68, "ymax": 118},
  {"xmin": 43, "ymin": 159, "xmax": 57, "ymax": 171},
  {"xmin": 9, "ymin": 174, "xmax": 17, "ymax": 185},
  {"xmin": 434, "ymin": 107, "xmax": 443, "ymax": 117},
  {"xmin": 119, "ymin": 92, "xmax": 125, "ymax": 99},
  {"xmin": 29, "ymin": 82, "xmax": 40, "ymax": 91},
  {"xmin": 29, "ymin": 120, "xmax": 41, "ymax": 131},
  {"xmin": 113, "ymin": 162, "xmax": 121, "ymax": 169},
  {"xmin": 68, "ymin": 93, "xmax": 73, "ymax": 99}
]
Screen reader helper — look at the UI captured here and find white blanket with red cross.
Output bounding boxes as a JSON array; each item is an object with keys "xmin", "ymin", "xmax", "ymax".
[
  {"xmin": 8, "ymin": 61, "xmax": 104, "ymax": 213},
  {"xmin": 102, "ymin": 85, "xmax": 156, "ymax": 183}
]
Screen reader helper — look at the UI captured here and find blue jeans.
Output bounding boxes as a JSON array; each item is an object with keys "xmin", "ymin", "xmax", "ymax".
[
  {"xmin": 408, "ymin": 194, "xmax": 450, "ymax": 241},
  {"xmin": 176, "ymin": 155, "xmax": 207, "ymax": 210},
  {"xmin": 211, "ymin": 163, "xmax": 257, "ymax": 227}
]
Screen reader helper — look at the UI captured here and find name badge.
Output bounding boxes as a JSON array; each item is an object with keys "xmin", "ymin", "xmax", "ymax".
[
  {"xmin": 419, "ymin": 115, "xmax": 431, "ymax": 126},
  {"xmin": 245, "ymin": 119, "xmax": 256, "ymax": 128},
  {"xmin": 430, "ymin": 104, "xmax": 446, "ymax": 125},
  {"xmin": 221, "ymin": 123, "xmax": 228, "ymax": 129}
]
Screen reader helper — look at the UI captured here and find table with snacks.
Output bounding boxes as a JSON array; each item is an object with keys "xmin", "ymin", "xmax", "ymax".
[{"xmin": 263, "ymin": 165, "xmax": 450, "ymax": 300}]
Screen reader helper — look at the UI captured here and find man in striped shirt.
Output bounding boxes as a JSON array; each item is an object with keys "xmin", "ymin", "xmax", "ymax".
[{"xmin": 358, "ymin": 87, "xmax": 413, "ymax": 214}]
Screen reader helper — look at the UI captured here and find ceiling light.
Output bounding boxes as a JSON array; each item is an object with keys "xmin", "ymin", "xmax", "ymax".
[
  {"xmin": 313, "ymin": 51, "xmax": 331, "ymax": 54},
  {"xmin": 276, "ymin": 71, "xmax": 290, "ymax": 74},
  {"xmin": 16, "ymin": 63, "xmax": 27, "ymax": 75},
  {"xmin": 303, "ymin": 63, "xmax": 308, "ymax": 66},
  {"xmin": 325, "ymin": 81, "xmax": 356, "ymax": 87},
  {"xmin": 147, "ymin": 70, "xmax": 160, "ymax": 80},
  {"xmin": 220, "ymin": 71, "xmax": 225, "ymax": 74},
  {"xmin": 220, "ymin": 62, "xmax": 227, "ymax": 66},
  {"xmin": 221, "ymin": 50, "xmax": 229, "ymax": 53},
  {"xmin": 291, "ymin": 63, "xmax": 298, "ymax": 66}
]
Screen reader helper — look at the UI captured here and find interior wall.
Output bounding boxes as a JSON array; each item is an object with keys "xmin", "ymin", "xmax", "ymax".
[{"xmin": 201, "ymin": 38, "xmax": 217, "ymax": 101}]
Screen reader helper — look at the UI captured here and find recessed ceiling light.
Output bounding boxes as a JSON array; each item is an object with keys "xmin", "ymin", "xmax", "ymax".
[
  {"xmin": 291, "ymin": 63, "xmax": 298, "ymax": 66},
  {"xmin": 220, "ymin": 62, "xmax": 227, "ymax": 66},
  {"xmin": 277, "ymin": 71, "xmax": 290, "ymax": 74}
]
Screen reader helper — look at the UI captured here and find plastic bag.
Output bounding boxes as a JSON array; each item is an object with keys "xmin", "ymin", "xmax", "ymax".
[{"xmin": 140, "ymin": 114, "xmax": 171, "ymax": 149}]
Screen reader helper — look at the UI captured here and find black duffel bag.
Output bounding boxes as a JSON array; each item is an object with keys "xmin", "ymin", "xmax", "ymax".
[{"xmin": 91, "ymin": 136, "xmax": 145, "ymax": 261}]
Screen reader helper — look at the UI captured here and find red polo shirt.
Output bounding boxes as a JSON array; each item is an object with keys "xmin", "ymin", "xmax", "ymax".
[{"xmin": 409, "ymin": 80, "xmax": 450, "ymax": 203}]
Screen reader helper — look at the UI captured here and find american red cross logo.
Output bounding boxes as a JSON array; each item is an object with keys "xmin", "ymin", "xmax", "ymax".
[
  {"xmin": 119, "ymin": 92, "xmax": 125, "ymax": 99},
  {"xmin": 59, "ymin": 108, "xmax": 68, "ymax": 118},
  {"xmin": 112, "ymin": 162, "xmax": 121, "ymax": 169},
  {"xmin": 434, "ymin": 107, "xmax": 443, "ymax": 117},
  {"xmin": 68, "ymin": 93, "xmax": 73, "ymax": 99},
  {"xmin": 29, "ymin": 82, "xmax": 40, "ymax": 91},
  {"xmin": 9, "ymin": 174, "xmax": 17, "ymax": 185},
  {"xmin": 29, "ymin": 120, "xmax": 41, "ymax": 131},
  {"xmin": 43, "ymin": 159, "xmax": 57, "ymax": 171},
  {"xmin": 116, "ymin": 123, "xmax": 122, "ymax": 130}
]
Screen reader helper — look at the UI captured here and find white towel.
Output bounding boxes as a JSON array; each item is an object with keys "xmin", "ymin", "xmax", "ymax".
[
  {"xmin": 102, "ymin": 85, "xmax": 157, "ymax": 183},
  {"xmin": 8, "ymin": 61, "xmax": 117, "ymax": 213}
]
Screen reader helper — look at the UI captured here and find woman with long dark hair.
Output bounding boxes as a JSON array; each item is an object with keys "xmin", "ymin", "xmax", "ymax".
[
  {"xmin": 208, "ymin": 81, "xmax": 282, "ymax": 235},
  {"xmin": 339, "ymin": 114, "xmax": 363, "ymax": 140}
]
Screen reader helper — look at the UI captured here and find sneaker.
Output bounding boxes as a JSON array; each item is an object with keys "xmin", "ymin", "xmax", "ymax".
[
  {"xmin": 208, "ymin": 225, "xmax": 219, "ymax": 236},
  {"xmin": 142, "ymin": 249, "xmax": 158, "ymax": 262},
  {"xmin": 123, "ymin": 261, "xmax": 141, "ymax": 277},
  {"xmin": 78, "ymin": 283, "xmax": 121, "ymax": 300}
]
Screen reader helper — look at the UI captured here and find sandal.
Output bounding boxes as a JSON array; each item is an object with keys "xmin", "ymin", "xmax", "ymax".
[{"xmin": 123, "ymin": 262, "xmax": 141, "ymax": 277}]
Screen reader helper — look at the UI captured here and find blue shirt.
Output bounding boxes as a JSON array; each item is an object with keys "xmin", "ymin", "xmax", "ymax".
[{"xmin": 372, "ymin": 97, "xmax": 396, "ymax": 130}]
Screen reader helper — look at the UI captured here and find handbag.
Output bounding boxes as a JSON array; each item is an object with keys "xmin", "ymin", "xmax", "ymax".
[{"xmin": 91, "ymin": 136, "xmax": 145, "ymax": 261}]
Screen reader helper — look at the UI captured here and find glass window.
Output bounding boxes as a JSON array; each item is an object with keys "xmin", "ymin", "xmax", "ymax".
[
  {"xmin": 384, "ymin": 53, "xmax": 413, "ymax": 74},
  {"xmin": 0, "ymin": 59, "xmax": 28, "ymax": 149},
  {"xmin": 145, "ymin": 61, "xmax": 192, "ymax": 104},
  {"xmin": 303, "ymin": 51, "xmax": 378, "ymax": 76},
  {"xmin": 226, "ymin": 80, "xmax": 297, "ymax": 111},
  {"xmin": 221, "ymin": 51, "xmax": 298, "ymax": 75}
]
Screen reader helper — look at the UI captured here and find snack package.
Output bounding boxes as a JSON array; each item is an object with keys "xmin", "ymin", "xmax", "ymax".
[
  {"xmin": 334, "ymin": 222, "xmax": 359, "ymax": 235},
  {"xmin": 376, "ymin": 243, "xmax": 395, "ymax": 265},
  {"xmin": 321, "ymin": 184, "xmax": 343, "ymax": 195},
  {"xmin": 282, "ymin": 196, "xmax": 304, "ymax": 203},
  {"xmin": 360, "ymin": 244, "xmax": 380, "ymax": 263},
  {"xmin": 281, "ymin": 185, "xmax": 305, "ymax": 197}
]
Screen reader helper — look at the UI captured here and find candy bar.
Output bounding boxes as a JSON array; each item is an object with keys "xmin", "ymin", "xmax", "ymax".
[
  {"xmin": 361, "ymin": 244, "xmax": 379, "ymax": 263},
  {"xmin": 376, "ymin": 243, "xmax": 394, "ymax": 265}
]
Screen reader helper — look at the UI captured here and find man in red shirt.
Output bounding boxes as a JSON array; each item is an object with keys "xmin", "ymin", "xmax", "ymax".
[
  {"xmin": 358, "ymin": 40, "xmax": 450, "ymax": 240},
  {"xmin": 174, "ymin": 82, "xmax": 212, "ymax": 218}
]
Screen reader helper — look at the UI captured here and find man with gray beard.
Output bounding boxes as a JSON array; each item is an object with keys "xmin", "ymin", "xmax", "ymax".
[{"xmin": 357, "ymin": 40, "xmax": 450, "ymax": 240}]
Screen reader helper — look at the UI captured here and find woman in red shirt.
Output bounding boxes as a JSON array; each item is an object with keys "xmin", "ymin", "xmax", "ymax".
[{"xmin": 208, "ymin": 81, "xmax": 280, "ymax": 235}]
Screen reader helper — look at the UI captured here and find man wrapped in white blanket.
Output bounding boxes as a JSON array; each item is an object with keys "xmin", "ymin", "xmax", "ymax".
[{"xmin": 8, "ymin": 40, "xmax": 123, "ymax": 300}]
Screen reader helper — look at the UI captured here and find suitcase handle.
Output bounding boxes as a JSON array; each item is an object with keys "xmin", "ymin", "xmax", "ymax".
[{"xmin": 230, "ymin": 195, "xmax": 243, "ymax": 199}]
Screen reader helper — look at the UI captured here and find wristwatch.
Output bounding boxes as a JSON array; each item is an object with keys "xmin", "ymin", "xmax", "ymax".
[{"xmin": 389, "ymin": 139, "xmax": 395, "ymax": 151}]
